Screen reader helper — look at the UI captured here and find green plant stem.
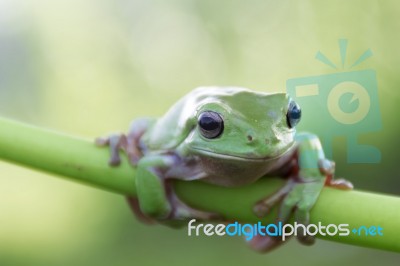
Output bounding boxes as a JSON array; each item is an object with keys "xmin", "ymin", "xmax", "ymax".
[{"xmin": 0, "ymin": 117, "xmax": 399, "ymax": 252}]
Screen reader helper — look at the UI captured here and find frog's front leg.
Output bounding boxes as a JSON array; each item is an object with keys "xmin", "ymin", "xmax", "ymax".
[
  {"xmin": 319, "ymin": 159, "xmax": 353, "ymax": 190},
  {"xmin": 96, "ymin": 118, "xmax": 158, "ymax": 223},
  {"xmin": 134, "ymin": 154, "xmax": 220, "ymax": 227},
  {"xmin": 96, "ymin": 118, "xmax": 152, "ymax": 166},
  {"xmin": 252, "ymin": 132, "xmax": 353, "ymax": 251},
  {"xmin": 97, "ymin": 119, "xmax": 218, "ymax": 226}
]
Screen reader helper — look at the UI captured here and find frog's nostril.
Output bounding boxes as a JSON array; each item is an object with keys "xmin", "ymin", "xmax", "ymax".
[{"xmin": 247, "ymin": 135, "xmax": 253, "ymax": 142}]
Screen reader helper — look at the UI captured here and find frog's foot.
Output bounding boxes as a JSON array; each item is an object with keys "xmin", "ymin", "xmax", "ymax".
[
  {"xmin": 160, "ymin": 182, "xmax": 222, "ymax": 228},
  {"xmin": 278, "ymin": 179, "xmax": 325, "ymax": 245},
  {"xmin": 253, "ymin": 179, "xmax": 295, "ymax": 218},
  {"xmin": 326, "ymin": 178, "xmax": 354, "ymax": 190},
  {"xmin": 126, "ymin": 197, "xmax": 156, "ymax": 224},
  {"xmin": 126, "ymin": 193, "xmax": 217, "ymax": 228},
  {"xmin": 96, "ymin": 132, "xmax": 142, "ymax": 167},
  {"xmin": 253, "ymin": 178, "xmax": 325, "ymax": 247},
  {"xmin": 247, "ymin": 234, "xmax": 286, "ymax": 253},
  {"xmin": 319, "ymin": 159, "xmax": 353, "ymax": 190},
  {"xmin": 96, "ymin": 134, "xmax": 128, "ymax": 166},
  {"xmin": 133, "ymin": 187, "xmax": 222, "ymax": 228},
  {"xmin": 134, "ymin": 155, "xmax": 222, "ymax": 228}
]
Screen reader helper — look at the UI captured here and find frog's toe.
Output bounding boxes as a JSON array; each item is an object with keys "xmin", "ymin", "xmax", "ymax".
[
  {"xmin": 278, "ymin": 196, "xmax": 299, "ymax": 223},
  {"xmin": 296, "ymin": 231, "xmax": 315, "ymax": 245},
  {"xmin": 275, "ymin": 181, "xmax": 324, "ymax": 246},
  {"xmin": 95, "ymin": 133, "xmax": 128, "ymax": 166},
  {"xmin": 95, "ymin": 136, "xmax": 109, "ymax": 146},
  {"xmin": 319, "ymin": 158, "xmax": 353, "ymax": 190},
  {"xmin": 326, "ymin": 178, "xmax": 353, "ymax": 190},
  {"xmin": 253, "ymin": 179, "xmax": 295, "ymax": 218},
  {"xmin": 293, "ymin": 201, "xmax": 315, "ymax": 245},
  {"xmin": 247, "ymin": 234, "xmax": 285, "ymax": 253},
  {"xmin": 170, "ymin": 193, "xmax": 223, "ymax": 221},
  {"xmin": 318, "ymin": 158, "xmax": 335, "ymax": 175},
  {"xmin": 126, "ymin": 197, "xmax": 156, "ymax": 224},
  {"xmin": 253, "ymin": 203, "xmax": 271, "ymax": 218},
  {"xmin": 173, "ymin": 207, "xmax": 222, "ymax": 221},
  {"xmin": 154, "ymin": 200, "xmax": 222, "ymax": 229}
]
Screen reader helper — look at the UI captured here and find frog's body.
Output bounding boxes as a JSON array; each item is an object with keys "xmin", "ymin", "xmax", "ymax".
[
  {"xmin": 139, "ymin": 88, "xmax": 296, "ymax": 186},
  {"xmin": 97, "ymin": 87, "xmax": 352, "ymax": 252}
]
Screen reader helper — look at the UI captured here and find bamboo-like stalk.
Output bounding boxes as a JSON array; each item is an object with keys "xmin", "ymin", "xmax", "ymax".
[{"xmin": 0, "ymin": 117, "xmax": 399, "ymax": 252}]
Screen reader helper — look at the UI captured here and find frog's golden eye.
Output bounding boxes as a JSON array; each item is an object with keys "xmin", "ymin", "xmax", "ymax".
[
  {"xmin": 198, "ymin": 111, "xmax": 224, "ymax": 139},
  {"xmin": 286, "ymin": 100, "xmax": 301, "ymax": 128}
]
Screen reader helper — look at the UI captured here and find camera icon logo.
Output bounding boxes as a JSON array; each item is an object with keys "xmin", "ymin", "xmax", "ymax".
[{"xmin": 286, "ymin": 39, "xmax": 382, "ymax": 163}]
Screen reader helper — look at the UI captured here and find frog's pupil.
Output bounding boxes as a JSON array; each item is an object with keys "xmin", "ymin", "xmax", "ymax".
[
  {"xmin": 290, "ymin": 105, "xmax": 301, "ymax": 119},
  {"xmin": 200, "ymin": 116, "xmax": 218, "ymax": 130}
]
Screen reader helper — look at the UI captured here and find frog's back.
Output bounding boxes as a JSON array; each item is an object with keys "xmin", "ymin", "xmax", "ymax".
[{"xmin": 141, "ymin": 86, "xmax": 261, "ymax": 151}]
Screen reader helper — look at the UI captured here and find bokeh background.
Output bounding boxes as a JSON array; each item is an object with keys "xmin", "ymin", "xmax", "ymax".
[{"xmin": 0, "ymin": 0, "xmax": 399, "ymax": 265}]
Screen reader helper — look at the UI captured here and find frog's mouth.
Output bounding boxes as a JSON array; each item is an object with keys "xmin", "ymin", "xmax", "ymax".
[{"xmin": 191, "ymin": 144, "xmax": 295, "ymax": 162}]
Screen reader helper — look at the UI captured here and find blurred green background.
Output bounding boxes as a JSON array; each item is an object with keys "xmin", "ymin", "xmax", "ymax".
[{"xmin": 0, "ymin": 0, "xmax": 399, "ymax": 265}]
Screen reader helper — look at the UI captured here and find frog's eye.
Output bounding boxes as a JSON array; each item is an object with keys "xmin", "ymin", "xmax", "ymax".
[
  {"xmin": 286, "ymin": 100, "xmax": 301, "ymax": 128},
  {"xmin": 198, "ymin": 111, "xmax": 224, "ymax": 139}
]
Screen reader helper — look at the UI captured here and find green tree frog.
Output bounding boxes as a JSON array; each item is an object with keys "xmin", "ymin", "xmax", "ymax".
[{"xmin": 96, "ymin": 87, "xmax": 352, "ymax": 252}]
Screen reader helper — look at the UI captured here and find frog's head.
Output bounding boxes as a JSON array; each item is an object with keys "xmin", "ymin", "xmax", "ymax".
[{"xmin": 184, "ymin": 87, "xmax": 301, "ymax": 161}]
